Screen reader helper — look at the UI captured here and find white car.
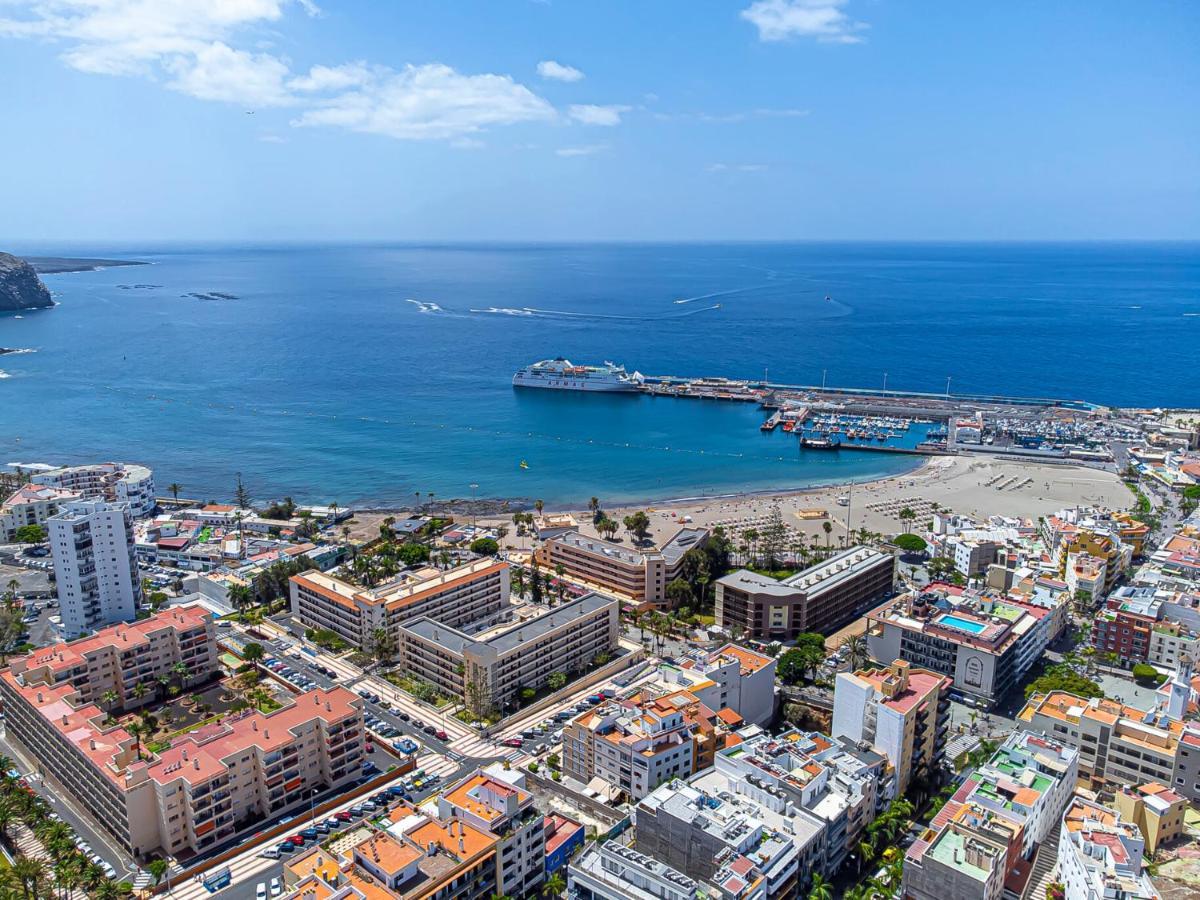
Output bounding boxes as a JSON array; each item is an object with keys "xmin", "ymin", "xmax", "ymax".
[
  {"xmin": 270, "ymin": 877, "xmax": 283, "ymax": 897},
  {"xmin": 256, "ymin": 884, "xmax": 268, "ymax": 900}
]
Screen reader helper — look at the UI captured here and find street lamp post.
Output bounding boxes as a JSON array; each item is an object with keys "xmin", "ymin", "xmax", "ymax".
[{"xmin": 310, "ymin": 787, "xmax": 318, "ymax": 827}]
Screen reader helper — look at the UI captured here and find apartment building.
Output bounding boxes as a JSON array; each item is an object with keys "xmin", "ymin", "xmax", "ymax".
[
  {"xmin": 658, "ymin": 642, "xmax": 777, "ymax": 726},
  {"xmin": 0, "ymin": 666, "xmax": 363, "ymax": 859},
  {"xmin": 48, "ymin": 499, "xmax": 142, "ymax": 637},
  {"xmin": 903, "ymin": 804, "xmax": 1009, "ymax": 900},
  {"xmin": 635, "ymin": 770, "xmax": 825, "ymax": 899},
  {"xmin": 1040, "ymin": 508, "xmax": 1136, "ymax": 594},
  {"xmin": 832, "ymin": 660, "xmax": 952, "ymax": 797},
  {"xmin": 533, "ymin": 527, "xmax": 707, "ymax": 606},
  {"xmin": 283, "ymin": 802, "xmax": 499, "ymax": 899},
  {"xmin": 904, "ymin": 733, "xmax": 1079, "ymax": 900},
  {"xmin": 6, "ymin": 605, "xmax": 217, "ymax": 711},
  {"xmin": 438, "ymin": 770, "xmax": 545, "ymax": 897},
  {"xmin": 562, "ymin": 689, "xmax": 698, "ymax": 800},
  {"xmin": 866, "ymin": 586, "xmax": 1055, "ymax": 708},
  {"xmin": 715, "ymin": 728, "xmax": 886, "ymax": 875},
  {"xmin": 1017, "ymin": 691, "xmax": 1183, "ymax": 794},
  {"xmin": 33, "ymin": 462, "xmax": 156, "ymax": 517},
  {"xmin": 568, "ymin": 842, "xmax": 730, "ymax": 900},
  {"xmin": 1058, "ymin": 797, "xmax": 1161, "ymax": 900},
  {"xmin": 397, "ymin": 592, "xmax": 618, "ymax": 712},
  {"xmin": 289, "ymin": 558, "xmax": 510, "ymax": 649},
  {"xmin": 0, "ymin": 482, "xmax": 78, "ymax": 541},
  {"xmin": 1115, "ymin": 782, "xmax": 1187, "ymax": 854},
  {"xmin": 715, "ymin": 546, "xmax": 896, "ymax": 641}
]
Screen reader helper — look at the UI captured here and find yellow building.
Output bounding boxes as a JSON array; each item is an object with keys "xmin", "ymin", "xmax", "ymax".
[{"xmin": 1114, "ymin": 782, "xmax": 1187, "ymax": 854}]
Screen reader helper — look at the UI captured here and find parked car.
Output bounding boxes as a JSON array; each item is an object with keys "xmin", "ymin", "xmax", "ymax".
[
  {"xmin": 276, "ymin": 842, "xmax": 296, "ymax": 854},
  {"xmin": 335, "ymin": 811, "xmax": 353, "ymax": 822},
  {"xmin": 258, "ymin": 848, "xmax": 281, "ymax": 860},
  {"xmin": 502, "ymin": 738, "xmax": 523, "ymax": 748},
  {"xmin": 271, "ymin": 878, "xmax": 283, "ymax": 897},
  {"xmin": 434, "ymin": 730, "xmax": 449, "ymax": 741},
  {"xmin": 256, "ymin": 883, "xmax": 268, "ymax": 900}
]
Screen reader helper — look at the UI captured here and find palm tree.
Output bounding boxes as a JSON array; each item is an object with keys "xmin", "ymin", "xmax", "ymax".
[
  {"xmin": 840, "ymin": 633, "xmax": 870, "ymax": 671},
  {"xmin": 11, "ymin": 855, "xmax": 48, "ymax": 900},
  {"xmin": 131, "ymin": 681, "xmax": 149, "ymax": 705},
  {"xmin": 167, "ymin": 482, "xmax": 182, "ymax": 502},
  {"xmin": 534, "ymin": 499, "xmax": 544, "ymax": 516},
  {"xmin": 127, "ymin": 721, "xmax": 145, "ymax": 760},
  {"xmin": 542, "ymin": 872, "xmax": 566, "ymax": 897},
  {"xmin": 822, "ymin": 520, "xmax": 833, "ymax": 549},
  {"xmin": 100, "ymin": 689, "xmax": 120, "ymax": 711},
  {"xmin": 807, "ymin": 873, "xmax": 834, "ymax": 900}
]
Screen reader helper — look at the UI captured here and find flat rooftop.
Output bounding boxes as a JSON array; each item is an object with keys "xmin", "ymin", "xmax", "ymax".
[{"xmin": 402, "ymin": 592, "xmax": 615, "ymax": 656}]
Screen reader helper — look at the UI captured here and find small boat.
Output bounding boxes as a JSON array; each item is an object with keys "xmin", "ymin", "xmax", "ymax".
[{"xmin": 519, "ymin": 460, "xmax": 529, "ymax": 469}]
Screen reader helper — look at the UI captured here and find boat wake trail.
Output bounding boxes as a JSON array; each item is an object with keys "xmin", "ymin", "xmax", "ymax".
[
  {"xmin": 470, "ymin": 305, "xmax": 722, "ymax": 321},
  {"xmin": 405, "ymin": 299, "xmax": 445, "ymax": 314},
  {"xmin": 673, "ymin": 282, "xmax": 780, "ymax": 304}
]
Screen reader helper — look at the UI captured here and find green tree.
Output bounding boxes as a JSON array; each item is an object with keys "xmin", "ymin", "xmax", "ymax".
[
  {"xmin": 13, "ymin": 525, "xmax": 46, "ymax": 544},
  {"xmin": 167, "ymin": 482, "xmax": 182, "ymax": 502},
  {"xmin": 807, "ymin": 873, "xmax": 834, "ymax": 900},
  {"xmin": 242, "ymin": 641, "xmax": 265, "ymax": 673},
  {"xmin": 821, "ymin": 520, "xmax": 833, "ymax": 549},
  {"xmin": 470, "ymin": 537, "xmax": 500, "ymax": 556},
  {"xmin": 839, "ymin": 633, "xmax": 870, "ymax": 671},
  {"xmin": 542, "ymin": 871, "xmax": 567, "ymax": 897},
  {"xmin": 622, "ymin": 510, "xmax": 651, "ymax": 543},
  {"xmin": 547, "ymin": 672, "xmax": 567, "ymax": 691},
  {"xmin": 370, "ymin": 628, "xmax": 395, "ymax": 665},
  {"xmin": 665, "ymin": 577, "xmax": 693, "ymax": 611},
  {"xmin": 760, "ymin": 505, "xmax": 787, "ymax": 568},
  {"xmin": 147, "ymin": 858, "xmax": 170, "ymax": 886},
  {"xmin": 893, "ymin": 533, "xmax": 927, "ymax": 554},
  {"xmin": 234, "ymin": 473, "xmax": 251, "ymax": 510}
]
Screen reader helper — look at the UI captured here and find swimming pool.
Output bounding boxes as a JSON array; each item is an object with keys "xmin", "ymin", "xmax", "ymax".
[{"xmin": 936, "ymin": 614, "xmax": 987, "ymax": 634}]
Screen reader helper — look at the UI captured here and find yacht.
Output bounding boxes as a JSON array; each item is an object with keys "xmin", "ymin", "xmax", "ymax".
[{"xmin": 512, "ymin": 358, "xmax": 644, "ymax": 392}]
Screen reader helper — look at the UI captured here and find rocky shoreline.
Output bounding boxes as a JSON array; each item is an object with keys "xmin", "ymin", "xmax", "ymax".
[
  {"xmin": 0, "ymin": 253, "xmax": 53, "ymax": 311},
  {"xmin": 23, "ymin": 256, "xmax": 148, "ymax": 274}
]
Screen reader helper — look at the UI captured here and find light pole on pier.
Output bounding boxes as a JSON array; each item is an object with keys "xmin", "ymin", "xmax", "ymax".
[
  {"xmin": 883, "ymin": 372, "xmax": 888, "ymax": 392},
  {"xmin": 821, "ymin": 369, "xmax": 827, "ymax": 390},
  {"xmin": 945, "ymin": 376, "xmax": 952, "ymax": 398}
]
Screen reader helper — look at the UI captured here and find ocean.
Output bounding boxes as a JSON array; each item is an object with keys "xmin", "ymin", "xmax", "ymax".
[{"xmin": 1, "ymin": 242, "xmax": 1196, "ymax": 508}]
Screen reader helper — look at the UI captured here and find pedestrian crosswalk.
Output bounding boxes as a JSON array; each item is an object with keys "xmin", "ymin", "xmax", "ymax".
[{"xmin": 413, "ymin": 753, "xmax": 461, "ymax": 779}]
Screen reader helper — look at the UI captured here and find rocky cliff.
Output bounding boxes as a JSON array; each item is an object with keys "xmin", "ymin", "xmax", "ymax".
[{"xmin": 0, "ymin": 252, "xmax": 54, "ymax": 311}]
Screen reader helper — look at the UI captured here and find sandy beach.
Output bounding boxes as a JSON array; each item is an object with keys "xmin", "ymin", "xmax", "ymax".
[{"xmin": 486, "ymin": 455, "xmax": 1135, "ymax": 547}]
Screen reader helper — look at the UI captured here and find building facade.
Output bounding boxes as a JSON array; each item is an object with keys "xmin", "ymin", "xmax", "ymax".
[
  {"xmin": 32, "ymin": 462, "xmax": 156, "ymax": 517},
  {"xmin": 0, "ymin": 482, "xmax": 79, "ymax": 541},
  {"xmin": 832, "ymin": 660, "xmax": 952, "ymax": 797},
  {"xmin": 397, "ymin": 592, "xmax": 619, "ymax": 713},
  {"xmin": 533, "ymin": 527, "xmax": 707, "ymax": 607},
  {"xmin": 48, "ymin": 499, "xmax": 142, "ymax": 637},
  {"xmin": 289, "ymin": 558, "xmax": 510, "ymax": 649},
  {"xmin": 1058, "ymin": 797, "xmax": 1160, "ymax": 900},
  {"xmin": 715, "ymin": 546, "xmax": 896, "ymax": 641}
]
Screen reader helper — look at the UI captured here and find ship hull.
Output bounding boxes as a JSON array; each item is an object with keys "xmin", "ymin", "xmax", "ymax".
[{"xmin": 512, "ymin": 373, "xmax": 641, "ymax": 392}]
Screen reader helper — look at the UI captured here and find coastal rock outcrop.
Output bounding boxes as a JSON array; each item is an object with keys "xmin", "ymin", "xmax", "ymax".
[{"xmin": 0, "ymin": 252, "xmax": 54, "ymax": 311}]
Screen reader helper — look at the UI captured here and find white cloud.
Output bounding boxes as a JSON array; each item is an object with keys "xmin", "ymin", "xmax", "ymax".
[
  {"xmin": 258, "ymin": 133, "xmax": 287, "ymax": 143},
  {"xmin": 740, "ymin": 0, "xmax": 866, "ymax": 44},
  {"xmin": 0, "ymin": 0, "xmax": 555, "ymax": 141},
  {"xmin": 556, "ymin": 144, "xmax": 607, "ymax": 157},
  {"xmin": 293, "ymin": 64, "xmax": 555, "ymax": 141},
  {"xmin": 537, "ymin": 59, "xmax": 584, "ymax": 82},
  {"xmin": 451, "ymin": 137, "xmax": 485, "ymax": 150},
  {"xmin": 567, "ymin": 104, "xmax": 630, "ymax": 126},
  {"xmin": 289, "ymin": 62, "xmax": 374, "ymax": 93},
  {"xmin": 164, "ymin": 42, "xmax": 293, "ymax": 106}
]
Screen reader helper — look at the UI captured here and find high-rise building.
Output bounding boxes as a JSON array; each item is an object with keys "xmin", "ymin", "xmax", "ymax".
[
  {"xmin": 832, "ymin": 660, "xmax": 952, "ymax": 797},
  {"xmin": 48, "ymin": 499, "xmax": 142, "ymax": 637}
]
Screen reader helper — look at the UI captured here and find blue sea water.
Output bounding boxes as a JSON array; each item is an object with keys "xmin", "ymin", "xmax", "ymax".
[{"xmin": 1, "ymin": 242, "xmax": 1196, "ymax": 507}]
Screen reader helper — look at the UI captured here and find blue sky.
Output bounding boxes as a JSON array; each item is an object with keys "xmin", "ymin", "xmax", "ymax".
[{"xmin": 1, "ymin": 1, "xmax": 1197, "ymax": 241}]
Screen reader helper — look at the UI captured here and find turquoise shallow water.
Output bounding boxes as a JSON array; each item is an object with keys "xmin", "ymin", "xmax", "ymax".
[{"xmin": 1, "ymin": 242, "xmax": 1196, "ymax": 507}]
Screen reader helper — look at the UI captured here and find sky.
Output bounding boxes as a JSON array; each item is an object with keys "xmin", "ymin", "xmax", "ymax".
[{"xmin": 1, "ymin": 1, "xmax": 1197, "ymax": 242}]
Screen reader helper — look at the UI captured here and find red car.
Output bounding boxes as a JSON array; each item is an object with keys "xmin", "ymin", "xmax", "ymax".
[
  {"xmin": 365, "ymin": 741, "xmax": 375, "ymax": 753},
  {"xmin": 434, "ymin": 730, "xmax": 449, "ymax": 741},
  {"xmin": 288, "ymin": 835, "xmax": 305, "ymax": 846},
  {"xmin": 335, "ymin": 811, "xmax": 352, "ymax": 822},
  {"xmin": 502, "ymin": 738, "xmax": 523, "ymax": 748}
]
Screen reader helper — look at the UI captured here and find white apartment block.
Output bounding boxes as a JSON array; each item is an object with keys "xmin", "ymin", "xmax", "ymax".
[
  {"xmin": 438, "ymin": 769, "xmax": 545, "ymax": 897},
  {"xmin": 49, "ymin": 499, "xmax": 142, "ymax": 637},
  {"xmin": 1058, "ymin": 797, "xmax": 1160, "ymax": 900},
  {"xmin": 33, "ymin": 462, "xmax": 156, "ymax": 517},
  {"xmin": 568, "ymin": 842, "xmax": 716, "ymax": 900}
]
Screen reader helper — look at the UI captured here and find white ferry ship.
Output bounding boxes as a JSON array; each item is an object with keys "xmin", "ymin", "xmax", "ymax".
[{"xmin": 512, "ymin": 358, "xmax": 644, "ymax": 392}]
